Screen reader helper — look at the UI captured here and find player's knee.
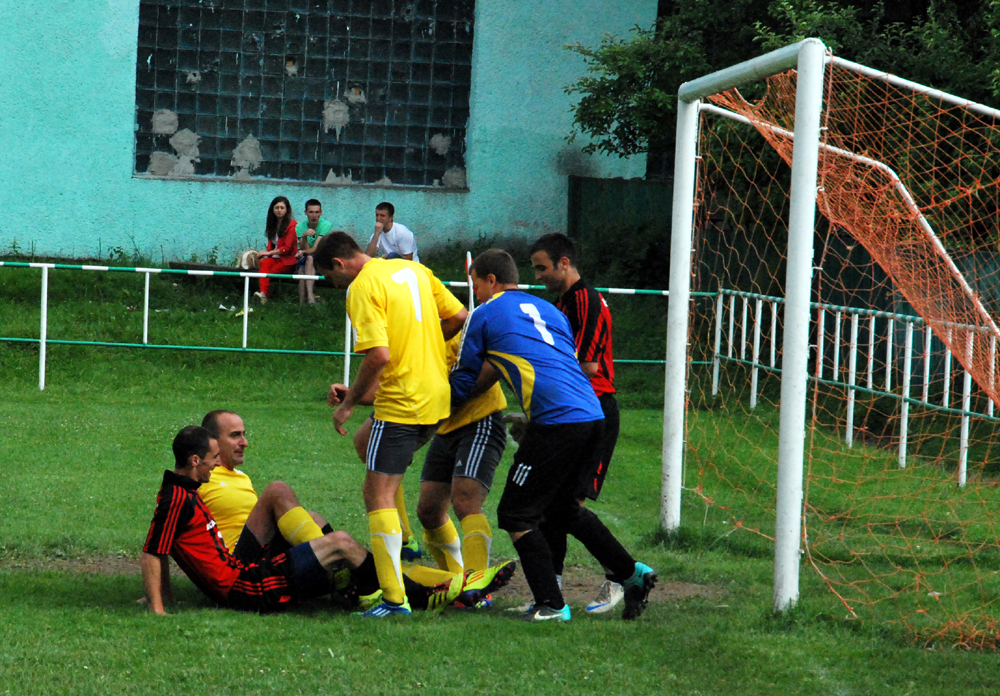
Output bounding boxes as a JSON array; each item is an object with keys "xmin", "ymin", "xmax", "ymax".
[
  {"xmin": 416, "ymin": 497, "xmax": 446, "ymax": 528},
  {"xmin": 262, "ymin": 480, "xmax": 296, "ymax": 504},
  {"xmin": 451, "ymin": 479, "xmax": 487, "ymax": 519}
]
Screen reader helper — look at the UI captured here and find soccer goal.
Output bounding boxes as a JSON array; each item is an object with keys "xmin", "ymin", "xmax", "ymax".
[{"xmin": 663, "ymin": 38, "xmax": 1000, "ymax": 646}]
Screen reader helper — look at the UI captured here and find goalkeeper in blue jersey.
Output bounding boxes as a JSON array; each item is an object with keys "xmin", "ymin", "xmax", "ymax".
[{"xmin": 449, "ymin": 248, "xmax": 657, "ymax": 622}]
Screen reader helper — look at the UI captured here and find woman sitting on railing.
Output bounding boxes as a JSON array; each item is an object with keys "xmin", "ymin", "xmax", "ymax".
[{"xmin": 254, "ymin": 196, "xmax": 298, "ymax": 304}]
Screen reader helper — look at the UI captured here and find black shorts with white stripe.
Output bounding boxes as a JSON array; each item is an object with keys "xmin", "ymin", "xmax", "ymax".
[
  {"xmin": 495, "ymin": 418, "xmax": 604, "ymax": 533},
  {"xmin": 366, "ymin": 418, "xmax": 437, "ymax": 475},
  {"xmin": 420, "ymin": 411, "xmax": 506, "ymax": 490}
]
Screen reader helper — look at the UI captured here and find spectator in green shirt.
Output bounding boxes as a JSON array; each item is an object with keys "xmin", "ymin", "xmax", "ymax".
[{"xmin": 297, "ymin": 199, "xmax": 334, "ymax": 304}]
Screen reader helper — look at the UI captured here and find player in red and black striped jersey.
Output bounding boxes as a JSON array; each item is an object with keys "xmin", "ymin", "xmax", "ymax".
[
  {"xmin": 141, "ymin": 426, "xmax": 468, "ymax": 615},
  {"xmin": 530, "ymin": 233, "xmax": 626, "ymax": 614}
]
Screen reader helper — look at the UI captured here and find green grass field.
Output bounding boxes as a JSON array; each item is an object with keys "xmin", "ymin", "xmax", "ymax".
[{"xmin": 4, "ymin": 260, "xmax": 1000, "ymax": 694}]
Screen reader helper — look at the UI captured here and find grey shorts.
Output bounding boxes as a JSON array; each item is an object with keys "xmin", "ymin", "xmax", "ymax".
[
  {"xmin": 366, "ymin": 418, "xmax": 438, "ymax": 475},
  {"xmin": 420, "ymin": 411, "xmax": 506, "ymax": 490}
]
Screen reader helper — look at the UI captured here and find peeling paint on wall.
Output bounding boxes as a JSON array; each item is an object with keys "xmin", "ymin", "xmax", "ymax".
[
  {"xmin": 345, "ymin": 87, "xmax": 367, "ymax": 104},
  {"xmin": 169, "ymin": 129, "xmax": 200, "ymax": 158},
  {"xmin": 442, "ymin": 167, "xmax": 466, "ymax": 189},
  {"xmin": 185, "ymin": 71, "xmax": 201, "ymax": 84},
  {"xmin": 147, "ymin": 151, "xmax": 178, "ymax": 176},
  {"xmin": 372, "ymin": 175, "xmax": 393, "ymax": 187},
  {"xmin": 429, "ymin": 133, "xmax": 451, "ymax": 156},
  {"xmin": 325, "ymin": 169, "xmax": 355, "ymax": 185},
  {"xmin": 322, "ymin": 99, "xmax": 349, "ymax": 139},
  {"xmin": 151, "ymin": 109, "xmax": 178, "ymax": 135},
  {"xmin": 231, "ymin": 134, "xmax": 262, "ymax": 178},
  {"xmin": 284, "ymin": 59, "xmax": 298, "ymax": 77}
]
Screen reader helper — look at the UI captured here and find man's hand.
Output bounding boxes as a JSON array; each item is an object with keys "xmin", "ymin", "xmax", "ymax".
[
  {"xmin": 503, "ymin": 413, "xmax": 528, "ymax": 445},
  {"xmin": 327, "ymin": 383, "xmax": 349, "ymax": 407},
  {"xmin": 333, "ymin": 403, "xmax": 353, "ymax": 436},
  {"xmin": 374, "ymin": 222, "xmax": 384, "ymax": 235}
]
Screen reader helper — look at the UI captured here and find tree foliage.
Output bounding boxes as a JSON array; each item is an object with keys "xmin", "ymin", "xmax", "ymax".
[{"xmin": 566, "ymin": 0, "xmax": 1000, "ymax": 162}]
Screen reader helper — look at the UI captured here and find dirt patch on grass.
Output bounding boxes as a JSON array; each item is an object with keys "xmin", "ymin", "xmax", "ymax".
[
  {"xmin": 1, "ymin": 555, "xmax": 722, "ymax": 608},
  {"xmin": 0, "ymin": 554, "xmax": 139, "ymax": 575},
  {"xmin": 499, "ymin": 564, "xmax": 723, "ymax": 607}
]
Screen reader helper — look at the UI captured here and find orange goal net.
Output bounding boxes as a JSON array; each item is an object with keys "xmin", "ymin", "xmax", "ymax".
[{"xmin": 685, "ymin": 56, "xmax": 1000, "ymax": 647}]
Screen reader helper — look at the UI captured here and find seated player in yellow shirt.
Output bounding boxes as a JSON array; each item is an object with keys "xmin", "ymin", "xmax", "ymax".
[{"xmin": 197, "ymin": 409, "xmax": 510, "ymax": 612}]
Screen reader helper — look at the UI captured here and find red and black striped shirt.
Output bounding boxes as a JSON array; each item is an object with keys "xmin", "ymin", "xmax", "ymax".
[
  {"xmin": 556, "ymin": 278, "xmax": 615, "ymax": 397},
  {"xmin": 143, "ymin": 470, "xmax": 242, "ymax": 605}
]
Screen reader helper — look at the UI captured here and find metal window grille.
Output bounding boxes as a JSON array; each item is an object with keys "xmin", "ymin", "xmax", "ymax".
[{"xmin": 134, "ymin": 0, "xmax": 473, "ymax": 187}]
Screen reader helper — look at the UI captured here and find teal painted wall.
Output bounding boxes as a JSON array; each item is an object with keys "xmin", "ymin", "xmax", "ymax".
[{"xmin": 0, "ymin": 0, "xmax": 655, "ymax": 262}]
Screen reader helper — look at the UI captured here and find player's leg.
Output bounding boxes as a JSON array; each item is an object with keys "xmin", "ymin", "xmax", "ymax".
[
  {"xmin": 553, "ymin": 420, "xmax": 656, "ymax": 620},
  {"xmin": 496, "ymin": 423, "xmax": 577, "ymax": 621},
  {"xmin": 452, "ymin": 412, "xmax": 506, "ymax": 573},
  {"xmin": 417, "ymin": 432, "xmax": 463, "ymax": 573},
  {"xmin": 584, "ymin": 393, "xmax": 624, "ymax": 613},
  {"xmin": 359, "ymin": 420, "xmax": 431, "ymax": 615},
  {"xmin": 417, "ymin": 480, "xmax": 463, "ymax": 572},
  {"xmin": 243, "ymin": 481, "xmax": 326, "ymax": 547},
  {"xmin": 304, "ymin": 255, "xmax": 318, "ymax": 303},
  {"xmin": 358, "ymin": 414, "xmax": 420, "ymax": 559}
]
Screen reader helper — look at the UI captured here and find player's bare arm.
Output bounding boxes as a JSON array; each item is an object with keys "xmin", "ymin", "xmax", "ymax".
[
  {"xmin": 441, "ymin": 307, "xmax": 469, "ymax": 341},
  {"xmin": 140, "ymin": 552, "xmax": 170, "ymax": 615},
  {"xmin": 332, "ymin": 346, "xmax": 389, "ymax": 435},
  {"xmin": 580, "ymin": 360, "xmax": 599, "ymax": 377},
  {"xmin": 454, "ymin": 360, "xmax": 501, "ymax": 408}
]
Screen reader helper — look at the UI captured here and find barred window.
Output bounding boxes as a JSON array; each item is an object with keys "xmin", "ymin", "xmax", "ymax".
[{"xmin": 135, "ymin": 0, "xmax": 473, "ymax": 188}]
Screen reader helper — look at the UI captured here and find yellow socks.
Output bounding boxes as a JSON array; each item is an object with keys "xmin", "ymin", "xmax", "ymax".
[
  {"xmin": 402, "ymin": 562, "xmax": 458, "ymax": 586},
  {"xmin": 395, "ymin": 486, "xmax": 415, "ymax": 545},
  {"xmin": 368, "ymin": 508, "xmax": 406, "ymax": 605},
  {"xmin": 460, "ymin": 513, "xmax": 492, "ymax": 573},
  {"xmin": 423, "ymin": 519, "xmax": 464, "ymax": 574},
  {"xmin": 276, "ymin": 506, "xmax": 324, "ymax": 546}
]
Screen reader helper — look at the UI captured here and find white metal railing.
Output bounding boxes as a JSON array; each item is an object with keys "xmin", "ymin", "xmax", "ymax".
[
  {"xmin": 713, "ymin": 286, "xmax": 1000, "ymax": 484},
  {"xmin": 0, "ymin": 259, "xmax": 671, "ymax": 392}
]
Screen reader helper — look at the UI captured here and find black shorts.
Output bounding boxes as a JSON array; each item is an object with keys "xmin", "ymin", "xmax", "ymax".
[
  {"xmin": 421, "ymin": 412, "xmax": 506, "ymax": 490},
  {"xmin": 496, "ymin": 419, "xmax": 604, "ymax": 533},
  {"xmin": 226, "ymin": 538, "xmax": 330, "ymax": 613},
  {"xmin": 578, "ymin": 393, "xmax": 620, "ymax": 501},
  {"xmin": 366, "ymin": 418, "xmax": 437, "ymax": 475},
  {"xmin": 233, "ymin": 525, "xmax": 291, "ymax": 563}
]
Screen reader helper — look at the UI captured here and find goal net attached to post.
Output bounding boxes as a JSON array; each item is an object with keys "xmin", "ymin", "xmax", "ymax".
[{"xmin": 663, "ymin": 38, "xmax": 1000, "ymax": 647}]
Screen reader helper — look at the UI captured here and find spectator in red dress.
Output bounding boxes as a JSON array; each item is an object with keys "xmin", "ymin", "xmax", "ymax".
[{"xmin": 254, "ymin": 196, "xmax": 297, "ymax": 303}]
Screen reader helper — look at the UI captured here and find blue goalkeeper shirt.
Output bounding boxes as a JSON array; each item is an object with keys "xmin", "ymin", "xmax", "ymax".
[{"xmin": 450, "ymin": 291, "xmax": 603, "ymax": 425}]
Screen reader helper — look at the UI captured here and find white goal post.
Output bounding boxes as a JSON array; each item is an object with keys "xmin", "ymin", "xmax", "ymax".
[
  {"xmin": 662, "ymin": 38, "xmax": 827, "ymax": 612},
  {"xmin": 662, "ymin": 37, "xmax": 1000, "ymax": 614}
]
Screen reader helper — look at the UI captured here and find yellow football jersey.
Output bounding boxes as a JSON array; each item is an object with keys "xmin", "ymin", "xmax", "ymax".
[
  {"xmin": 348, "ymin": 258, "xmax": 465, "ymax": 424},
  {"xmin": 198, "ymin": 466, "xmax": 258, "ymax": 552},
  {"xmin": 438, "ymin": 333, "xmax": 506, "ymax": 434}
]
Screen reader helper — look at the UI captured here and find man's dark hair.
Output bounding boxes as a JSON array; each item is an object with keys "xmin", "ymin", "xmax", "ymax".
[
  {"xmin": 471, "ymin": 249, "xmax": 519, "ymax": 285},
  {"xmin": 376, "ymin": 201, "xmax": 395, "ymax": 217},
  {"xmin": 173, "ymin": 425, "xmax": 212, "ymax": 470},
  {"xmin": 201, "ymin": 410, "xmax": 238, "ymax": 439},
  {"xmin": 304, "ymin": 199, "xmax": 322, "ymax": 210},
  {"xmin": 529, "ymin": 233, "xmax": 577, "ymax": 268},
  {"xmin": 312, "ymin": 231, "xmax": 361, "ymax": 273}
]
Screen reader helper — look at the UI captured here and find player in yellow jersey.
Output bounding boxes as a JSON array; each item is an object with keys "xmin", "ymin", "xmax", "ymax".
[
  {"xmin": 314, "ymin": 232, "xmax": 496, "ymax": 618},
  {"xmin": 415, "ymin": 334, "xmax": 507, "ymax": 606}
]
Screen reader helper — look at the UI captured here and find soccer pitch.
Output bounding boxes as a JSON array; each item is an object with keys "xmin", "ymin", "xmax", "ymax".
[{"xmin": 2, "ymin": 265, "xmax": 1000, "ymax": 694}]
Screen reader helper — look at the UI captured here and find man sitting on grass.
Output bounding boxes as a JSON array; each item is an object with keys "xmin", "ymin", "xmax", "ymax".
[
  {"xmin": 140, "ymin": 426, "xmax": 507, "ymax": 615},
  {"xmin": 196, "ymin": 409, "xmax": 514, "ymax": 611}
]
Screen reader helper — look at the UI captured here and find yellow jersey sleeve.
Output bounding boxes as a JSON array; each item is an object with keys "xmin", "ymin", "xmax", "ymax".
[
  {"xmin": 438, "ymin": 334, "xmax": 507, "ymax": 434},
  {"xmin": 199, "ymin": 467, "xmax": 258, "ymax": 552},
  {"xmin": 346, "ymin": 259, "xmax": 458, "ymax": 424}
]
